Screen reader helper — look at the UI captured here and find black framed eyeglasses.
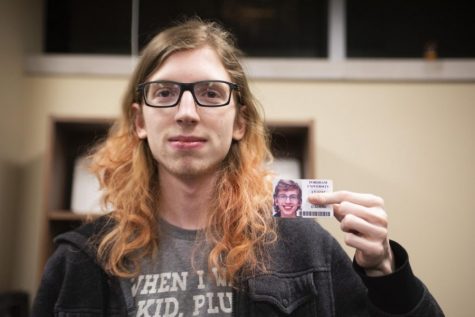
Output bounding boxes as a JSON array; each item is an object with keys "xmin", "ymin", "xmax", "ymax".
[{"xmin": 137, "ymin": 80, "xmax": 240, "ymax": 108}]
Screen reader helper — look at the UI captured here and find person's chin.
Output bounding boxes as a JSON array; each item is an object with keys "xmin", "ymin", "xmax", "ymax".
[
  {"xmin": 282, "ymin": 212, "xmax": 296, "ymax": 218},
  {"xmin": 160, "ymin": 158, "xmax": 220, "ymax": 179}
]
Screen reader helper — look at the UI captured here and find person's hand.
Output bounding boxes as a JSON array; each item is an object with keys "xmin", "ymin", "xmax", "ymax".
[{"xmin": 309, "ymin": 191, "xmax": 395, "ymax": 276}]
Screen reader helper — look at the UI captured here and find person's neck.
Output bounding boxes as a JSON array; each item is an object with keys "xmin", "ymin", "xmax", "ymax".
[{"xmin": 157, "ymin": 168, "xmax": 217, "ymax": 230}]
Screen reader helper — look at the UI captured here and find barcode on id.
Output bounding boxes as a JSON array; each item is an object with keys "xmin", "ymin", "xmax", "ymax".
[{"xmin": 301, "ymin": 211, "xmax": 331, "ymax": 217}]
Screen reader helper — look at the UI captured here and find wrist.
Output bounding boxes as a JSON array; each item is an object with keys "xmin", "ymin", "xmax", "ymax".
[
  {"xmin": 353, "ymin": 240, "xmax": 424, "ymax": 314},
  {"xmin": 364, "ymin": 247, "xmax": 395, "ymax": 277},
  {"xmin": 364, "ymin": 257, "xmax": 394, "ymax": 276}
]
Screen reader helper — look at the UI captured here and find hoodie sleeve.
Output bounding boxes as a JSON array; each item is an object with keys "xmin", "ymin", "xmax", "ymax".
[
  {"xmin": 330, "ymin": 237, "xmax": 445, "ymax": 316},
  {"xmin": 352, "ymin": 240, "xmax": 445, "ymax": 316}
]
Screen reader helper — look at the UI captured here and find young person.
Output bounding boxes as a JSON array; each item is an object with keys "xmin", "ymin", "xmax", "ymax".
[
  {"xmin": 273, "ymin": 179, "xmax": 302, "ymax": 218},
  {"xmin": 33, "ymin": 19, "xmax": 444, "ymax": 316}
]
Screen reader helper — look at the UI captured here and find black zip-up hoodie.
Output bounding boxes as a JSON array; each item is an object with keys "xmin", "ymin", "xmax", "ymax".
[{"xmin": 33, "ymin": 216, "xmax": 444, "ymax": 316}]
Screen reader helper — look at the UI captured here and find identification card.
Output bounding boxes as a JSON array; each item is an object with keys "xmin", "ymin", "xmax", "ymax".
[{"xmin": 272, "ymin": 179, "xmax": 333, "ymax": 218}]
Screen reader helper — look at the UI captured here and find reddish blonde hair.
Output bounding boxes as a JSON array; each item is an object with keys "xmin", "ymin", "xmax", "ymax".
[{"xmin": 90, "ymin": 18, "xmax": 276, "ymax": 281}]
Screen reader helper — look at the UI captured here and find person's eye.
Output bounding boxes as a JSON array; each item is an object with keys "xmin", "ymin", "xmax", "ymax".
[
  {"xmin": 156, "ymin": 89, "xmax": 172, "ymax": 98},
  {"xmin": 200, "ymin": 88, "xmax": 222, "ymax": 99},
  {"xmin": 195, "ymin": 83, "xmax": 228, "ymax": 104},
  {"xmin": 206, "ymin": 90, "xmax": 218, "ymax": 98},
  {"xmin": 150, "ymin": 84, "xmax": 178, "ymax": 100}
]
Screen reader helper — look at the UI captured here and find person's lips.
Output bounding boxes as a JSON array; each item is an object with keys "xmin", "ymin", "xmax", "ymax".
[{"xmin": 169, "ymin": 135, "xmax": 207, "ymax": 150}]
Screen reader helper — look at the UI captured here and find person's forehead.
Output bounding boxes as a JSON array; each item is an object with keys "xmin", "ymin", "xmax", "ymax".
[
  {"xmin": 148, "ymin": 46, "xmax": 231, "ymax": 82},
  {"xmin": 279, "ymin": 188, "xmax": 299, "ymax": 194}
]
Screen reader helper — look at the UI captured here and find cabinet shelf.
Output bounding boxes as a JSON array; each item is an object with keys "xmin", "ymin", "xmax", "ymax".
[{"xmin": 48, "ymin": 210, "xmax": 102, "ymax": 221}]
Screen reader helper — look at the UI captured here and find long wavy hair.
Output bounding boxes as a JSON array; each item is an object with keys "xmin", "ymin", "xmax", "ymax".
[{"xmin": 90, "ymin": 18, "xmax": 277, "ymax": 282}]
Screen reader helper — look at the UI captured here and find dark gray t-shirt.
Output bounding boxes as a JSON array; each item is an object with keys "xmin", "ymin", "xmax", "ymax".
[{"xmin": 121, "ymin": 220, "xmax": 233, "ymax": 317}]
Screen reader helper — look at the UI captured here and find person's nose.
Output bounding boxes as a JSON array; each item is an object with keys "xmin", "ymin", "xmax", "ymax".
[{"xmin": 174, "ymin": 91, "xmax": 200, "ymax": 125}]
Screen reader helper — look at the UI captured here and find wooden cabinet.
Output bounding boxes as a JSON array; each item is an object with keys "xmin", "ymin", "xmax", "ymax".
[{"xmin": 39, "ymin": 116, "xmax": 315, "ymax": 273}]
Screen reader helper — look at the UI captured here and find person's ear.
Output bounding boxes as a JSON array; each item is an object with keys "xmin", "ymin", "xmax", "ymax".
[
  {"xmin": 233, "ymin": 106, "xmax": 247, "ymax": 141},
  {"xmin": 132, "ymin": 103, "xmax": 147, "ymax": 139}
]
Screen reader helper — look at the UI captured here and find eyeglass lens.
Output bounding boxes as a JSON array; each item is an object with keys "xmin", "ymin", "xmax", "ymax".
[{"xmin": 277, "ymin": 194, "xmax": 299, "ymax": 202}]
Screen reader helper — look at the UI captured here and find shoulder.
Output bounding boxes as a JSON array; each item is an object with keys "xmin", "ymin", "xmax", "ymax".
[
  {"xmin": 34, "ymin": 217, "xmax": 117, "ymax": 316},
  {"xmin": 49, "ymin": 214, "xmax": 112, "ymax": 264},
  {"xmin": 39, "ymin": 216, "xmax": 114, "ymax": 289},
  {"xmin": 53, "ymin": 214, "xmax": 114, "ymax": 255}
]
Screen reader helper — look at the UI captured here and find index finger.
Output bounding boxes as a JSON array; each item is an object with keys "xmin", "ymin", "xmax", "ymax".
[{"xmin": 308, "ymin": 191, "xmax": 384, "ymax": 208}]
